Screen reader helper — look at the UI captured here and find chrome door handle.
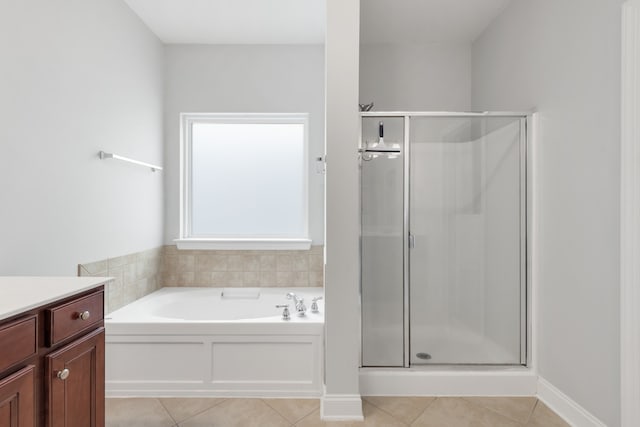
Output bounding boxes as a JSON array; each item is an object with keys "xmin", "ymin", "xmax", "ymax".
[{"xmin": 409, "ymin": 233, "xmax": 415, "ymax": 249}]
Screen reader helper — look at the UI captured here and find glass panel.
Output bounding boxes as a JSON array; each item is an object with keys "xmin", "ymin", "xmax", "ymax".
[
  {"xmin": 409, "ymin": 116, "xmax": 524, "ymax": 365},
  {"xmin": 191, "ymin": 122, "xmax": 306, "ymax": 237},
  {"xmin": 361, "ymin": 117, "xmax": 405, "ymax": 367}
]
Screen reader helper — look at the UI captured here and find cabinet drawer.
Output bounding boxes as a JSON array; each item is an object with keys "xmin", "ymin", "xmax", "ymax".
[
  {"xmin": 46, "ymin": 291, "xmax": 104, "ymax": 346},
  {"xmin": 0, "ymin": 316, "xmax": 37, "ymax": 373}
]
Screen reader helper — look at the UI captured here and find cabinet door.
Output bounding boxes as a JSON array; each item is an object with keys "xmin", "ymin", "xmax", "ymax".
[
  {"xmin": 0, "ymin": 365, "xmax": 35, "ymax": 427},
  {"xmin": 46, "ymin": 328, "xmax": 104, "ymax": 427}
]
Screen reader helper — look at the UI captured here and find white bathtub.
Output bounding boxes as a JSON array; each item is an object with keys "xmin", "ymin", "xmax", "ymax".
[{"xmin": 105, "ymin": 287, "xmax": 324, "ymax": 397}]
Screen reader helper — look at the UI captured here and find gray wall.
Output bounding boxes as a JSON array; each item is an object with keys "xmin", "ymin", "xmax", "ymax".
[
  {"xmin": 360, "ymin": 43, "xmax": 471, "ymax": 111},
  {"xmin": 472, "ymin": 1, "xmax": 623, "ymax": 425},
  {"xmin": 0, "ymin": 0, "xmax": 164, "ymax": 275},
  {"xmin": 163, "ymin": 44, "xmax": 325, "ymax": 245}
]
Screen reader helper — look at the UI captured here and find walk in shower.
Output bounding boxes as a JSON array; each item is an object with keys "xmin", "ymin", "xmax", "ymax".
[{"xmin": 361, "ymin": 112, "xmax": 528, "ymax": 368}]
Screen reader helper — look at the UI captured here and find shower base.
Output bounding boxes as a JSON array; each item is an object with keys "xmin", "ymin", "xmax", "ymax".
[
  {"xmin": 410, "ymin": 326, "xmax": 521, "ymax": 365},
  {"xmin": 359, "ymin": 366, "xmax": 536, "ymax": 397}
]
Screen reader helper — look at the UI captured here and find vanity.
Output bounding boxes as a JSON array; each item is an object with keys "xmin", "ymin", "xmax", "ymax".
[{"xmin": 0, "ymin": 277, "xmax": 110, "ymax": 426}]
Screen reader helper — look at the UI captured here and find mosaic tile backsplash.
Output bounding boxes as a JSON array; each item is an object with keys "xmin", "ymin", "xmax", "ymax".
[{"xmin": 79, "ymin": 245, "xmax": 324, "ymax": 314}]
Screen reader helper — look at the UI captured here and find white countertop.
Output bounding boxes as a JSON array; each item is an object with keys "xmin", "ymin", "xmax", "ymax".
[{"xmin": 0, "ymin": 277, "xmax": 112, "ymax": 321}]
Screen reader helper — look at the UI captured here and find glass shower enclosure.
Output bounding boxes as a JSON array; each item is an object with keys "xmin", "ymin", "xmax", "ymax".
[{"xmin": 361, "ymin": 112, "xmax": 528, "ymax": 367}]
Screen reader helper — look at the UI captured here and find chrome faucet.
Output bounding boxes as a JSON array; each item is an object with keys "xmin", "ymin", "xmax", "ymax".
[
  {"xmin": 311, "ymin": 296, "xmax": 323, "ymax": 313},
  {"xmin": 275, "ymin": 304, "xmax": 290, "ymax": 321},
  {"xmin": 286, "ymin": 292, "xmax": 307, "ymax": 316}
]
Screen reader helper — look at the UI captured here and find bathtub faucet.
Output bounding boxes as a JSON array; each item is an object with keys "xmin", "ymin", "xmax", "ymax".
[{"xmin": 286, "ymin": 292, "xmax": 307, "ymax": 316}]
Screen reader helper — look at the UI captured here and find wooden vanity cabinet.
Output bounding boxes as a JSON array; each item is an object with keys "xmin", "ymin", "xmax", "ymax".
[
  {"xmin": 0, "ymin": 365, "xmax": 36, "ymax": 426},
  {"xmin": 45, "ymin": 328, "xmax": 104, "ymax": 427},
  {"xmin": 0, "ymin": 286, "xmax": 105, "ymax": 427}
]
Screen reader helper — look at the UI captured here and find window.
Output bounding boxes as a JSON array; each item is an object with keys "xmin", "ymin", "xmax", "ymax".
[{"xmin": 177, "ymin": 113, "xmax": 310, "ymax": 250}]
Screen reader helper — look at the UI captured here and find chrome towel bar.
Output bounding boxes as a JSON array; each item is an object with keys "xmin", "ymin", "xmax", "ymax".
[{"xmin": 99, "ymin": 151, "xmax": 162, "ymax": 172}]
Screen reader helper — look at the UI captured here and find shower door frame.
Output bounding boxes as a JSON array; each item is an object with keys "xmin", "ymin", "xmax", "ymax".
[{"xmin": 360, "ymin": 111, "xmax": 531, "ymax": 368}]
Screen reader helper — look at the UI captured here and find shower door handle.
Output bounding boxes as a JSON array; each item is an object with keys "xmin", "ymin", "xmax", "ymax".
[{"xmin": 408, "ymin": 233, "xmax": 415, "ymax": 249}]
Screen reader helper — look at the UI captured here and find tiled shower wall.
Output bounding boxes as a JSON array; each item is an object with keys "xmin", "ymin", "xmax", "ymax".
[
  {"xmin": 161, "ymin": 245, "xmax": 324, "ymax": 288},
  {"xmin": 79, "ymin": 245, "xmax": 324, "ymax": 314},
  {"xmin": 78, "ymin": 247, "xmax": 163, "ymax": 314}
]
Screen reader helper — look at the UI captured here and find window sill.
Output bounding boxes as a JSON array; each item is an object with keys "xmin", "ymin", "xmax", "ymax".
[{"xmin": 174, "ymin": 238, "xmax": 312, "ymax": 251}]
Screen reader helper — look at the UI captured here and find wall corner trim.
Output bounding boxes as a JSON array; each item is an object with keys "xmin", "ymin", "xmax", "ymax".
[
  {"xmin": 621, "ymin": 1, "xmax": 640, "ymax": 426},
  {"xmin": 537, "ymin": 377, "xmax": 607, "ymax": 427},
  {"xmin": 320, "ymin": 394, "xmax": 364, "ymax": 421}
]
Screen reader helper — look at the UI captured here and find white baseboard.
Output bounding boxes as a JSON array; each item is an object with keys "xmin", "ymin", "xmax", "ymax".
[
  {"xmin": 320, "ymin": 394, "xmax": 364, "ymax": 421},
  {"xmin": 360, "ymin": 368, "xmax": 537, "ymax": 396},
  {"xmin": 537, "ymin": 377, "xmax": 606, "ymax": 427}
]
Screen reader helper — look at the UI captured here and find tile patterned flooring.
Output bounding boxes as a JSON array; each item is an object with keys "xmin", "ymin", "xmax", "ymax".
[{"xmin": 106, "ymin": 396, "xmax": 570, "ymax": 426}]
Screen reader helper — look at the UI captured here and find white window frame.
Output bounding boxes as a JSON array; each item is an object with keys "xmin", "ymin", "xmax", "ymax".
[{"xmin": 176, "ymin": 112, "xmax": 311, "ymax": 250}]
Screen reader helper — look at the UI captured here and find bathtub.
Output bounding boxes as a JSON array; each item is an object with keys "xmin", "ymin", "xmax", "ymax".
[{"xmin": 105, "ymin": 287, "xmax": 324, "ymax": 397}]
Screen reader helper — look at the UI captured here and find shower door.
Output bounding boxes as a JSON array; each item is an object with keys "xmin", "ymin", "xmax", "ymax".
[
  {"xmin": 361, "ymin": 117, "xmax": 405, "ymax": 367},
  {"xmin": 409, "ymin": 116, "xmax": 526, "ymax": 365}
]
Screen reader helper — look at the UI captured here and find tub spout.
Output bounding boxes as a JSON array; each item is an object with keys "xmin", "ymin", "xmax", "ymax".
[{"xmin": 286, "ymin": 292, "xmax": 307, "ymax": 316}]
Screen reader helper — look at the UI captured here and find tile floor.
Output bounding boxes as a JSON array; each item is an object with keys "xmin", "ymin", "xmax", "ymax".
[{"xmin": 105, "ymin": 396, "xmax": 570, "ymax": 426}]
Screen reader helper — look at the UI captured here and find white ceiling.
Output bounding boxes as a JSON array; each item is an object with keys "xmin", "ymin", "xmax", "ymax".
[
  {"xmin": 123, "ymin": 0, "xmax": 512, "ymax": 45},
  {"xmin": 123, "ymin": 0, "xmax": 326, "ymax": 44},
  {"xmin": 361, "ymin": 0, "xmax": 513, "ymax": 44}
]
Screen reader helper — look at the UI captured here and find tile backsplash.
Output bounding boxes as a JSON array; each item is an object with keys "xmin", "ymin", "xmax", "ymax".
[
  {"xmin": 79, "ymin": 245, "xmax": 324, "ymax": 314},
  {"xmin": 161, "ymin": 245, "xmax": 324, "ymax": 288},
  {"xmin": 78, "ymin": 247, "xmax": 163, "ymax": 314}
]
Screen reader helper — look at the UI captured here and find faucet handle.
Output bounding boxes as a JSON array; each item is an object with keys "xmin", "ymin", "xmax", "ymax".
[
  {"xmin": 296, "ymin": 299, "xmax": 306, "ymax": 316},
  {"xmin": 275, "ymin": 304, "xmax": 290, "ymax": 321},
  {"xmin": 311, "ymin": 296, "xmax": 323, "ymax": 313}
]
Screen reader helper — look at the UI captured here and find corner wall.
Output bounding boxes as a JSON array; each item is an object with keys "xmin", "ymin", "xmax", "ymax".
[
  {"xmin": 0, "ymin": 0, "xmax": 164, "ymax": 275},
  {"xmin": 472, "ymin": 1, "xmax": 623, "ymax": 425}
]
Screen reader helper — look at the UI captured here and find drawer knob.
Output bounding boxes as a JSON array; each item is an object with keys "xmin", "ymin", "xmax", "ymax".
[
  {"xmin": 57, "ymin": 368, "xmax": 70, "ymax": 380},
  {"xmin": 78, "ymin": 311, "xmax": 91, "ymax": 321}
]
